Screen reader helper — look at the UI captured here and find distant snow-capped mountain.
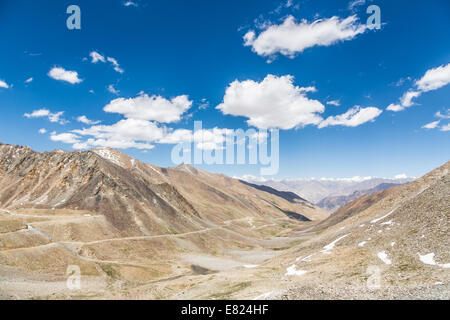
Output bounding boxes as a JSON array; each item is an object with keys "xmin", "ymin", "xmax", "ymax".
[{"xmin": 239, "ymin": 175, "xmax": 414, "ymax": 210}]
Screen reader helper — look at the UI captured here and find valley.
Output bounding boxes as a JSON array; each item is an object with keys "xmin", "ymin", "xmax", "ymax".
[{"xmin": 0, "ymin": 143, "xmax": 448, "ymax": 300}]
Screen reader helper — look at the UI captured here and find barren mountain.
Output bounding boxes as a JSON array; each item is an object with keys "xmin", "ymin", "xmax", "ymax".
[
  {"xmin": 0, "ymin": 142, "xmax": 447, "ymax": 300},
  {"xmin": 0, "ymin": 142, "xmax": 327, "ymax": 299}
]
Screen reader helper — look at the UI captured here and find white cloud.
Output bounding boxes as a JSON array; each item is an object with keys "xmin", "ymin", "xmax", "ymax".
[
  {"xmin": 387, "ymin": 63, "xmax": 450, "ymax": 112},
  {"xmin": 158, "ymin": 129, "xmax": 193, "ymax": 144},
  {"xmin": 193, "ymin": 128, "xmax": 233, "ymax": 150},
  {"xmin": 73, "ymin": 139, "xmax": 154, "ymax": 150},
  {"xmin": 72, "ymin": 118, "xmax": 164, "ymax": 150},
  {"xmin": 50, "ymin": 132, "xmax": 80, "ymax": 144},
  {"xmin": 106, "ymin": 57, "xmax": 124, "ymax": 74},
  {"xmin": 24, "ymin": 108, "xmax": 68, "ymax": 124},
  {"xmin": 38, "ymin": 128, "xmax": 47, "ymax": 134},
  {"xmin": 243, "ymin": 15, "xmax": 367, "ymax": 60},
  {"xmin": 415, "ymin": 63, "xmax": 450, "ymax": 92},
  {"xmin": 217, "ymin": 74, "xmax": 324, "ymax": 129},
  {"xmin": 88, "ymin": 51, "xmax": 124, "ymax": 73},
  {"xmin": 123, "ymin": 1, "xmax": 138, "ymax": 7},
  {"xmin": 400, "ymin": 90, "xmax": 420, "ymax": 107},
  {"xmin": 318, "ymin": 106, "xmax": 382, "ymax": 128},
  {"xmin": 159, "ymin": 127, "xmax": 234, "ymax": 150},
  {"xmin": 326, "ymin": 100, "xmax": 341, "ymax": 106},
  {"xmin": 348, "ymin": 0, "xmax": 365, "ymax": 10},
  {"xmin": 77, "ymin": 115, "xmax": 101, "ymax": 125},
  {"xmin": 420, "ymin": 108, "xmax": 450, "ymax": 131},
  {"xmin": 89, "ymin": 51, "xmax": 106, "ymax": 63},
  {"xmin": 198, "ymin": 98, "xmax": 210, "ymax": 110},
  {"xmin": 393, "ymin": 173, "xmax": 408, "ymax": 179},
  {"xmin": 107, "ymin": 84, "xmax": 120, "ymax": 95},
  {"xmin": 103, "ymin": 93, "xmax": 192, "ymax": 123},
  {"xmin": 386, "ymin": 103, "xmax": 404, "ymax": 112},
  {"xmin": 435, "ymin": 109, "xmax": 450, "ymax": 119},
  {"xmin": 48, "ymin": 67, "xmax": 82, "ymax": 84},
  {"xmin": 421, "ymin": 120, "xmax": 440, "ymax": 129},
  {"xmin": 298, "ymin": 86, "xmax": 317, "ymax": 93},
  {"xmin": 0, "ymin": 79, "xmax": 10, "ymax": 88},
  {"xmin": 25, "ymin": 77, "xmax": 33, "ymax": 83}
]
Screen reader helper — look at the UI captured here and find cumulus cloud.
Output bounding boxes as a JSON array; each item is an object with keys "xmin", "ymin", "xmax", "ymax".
[
  {"xmin": 77, "ymin": 115, "xmax": 101, "ymax": 125},
  {"xmin": 160, "ymin": 127, "xmax": 236, "ymax": 150},
  {"xmin": 48, "ymin": 67, "xmax": 82, "ymax": 84},
  {"xmin": 50, "ymin": 132, "xmax": 80, "ymax": 144},
  {"xmin": 24, "ymin": 109, "xmax": 68, "ymax": 124},
  {"xmin": 387, "ymin": 63, "xmax": 450, "ymax": 112},
  {"xmin": 38, "ymin": 128, "xmax": 47, "ymax": 134},
  {"xmin": 104, "ymin": 93, "xmax": 192, "ymax": 123},
  {"xmin": 0, "ymin": 79, "xmax": 10, "ymax": 88},
  {"xmin": 25, "ymin": 77, "xmax": 33, "ymax": 83},
  {"xmin": 72, "ymin": 118, "xmax": 164, "ymax": 150},
  {"xmin": 441, "ymin": 123, "xmax": 450, "ymax": 132},
  {"xmin": 243, "ymin": 15, "xmax": 367, "ymax": 60},
  {"xmin": 415, "ymin": 63, "xmax": 450, "ymax": 92},
  {"xmin": 48, "ymin": 90, "xmax": 197, "ymax": 150},
  {"xmin": 217, "ymin": 74, "xmax": 324, "ymax": 130},
  {"xmin": 318, "ymin": 106, "xmax": 382, "ymax": 128}
]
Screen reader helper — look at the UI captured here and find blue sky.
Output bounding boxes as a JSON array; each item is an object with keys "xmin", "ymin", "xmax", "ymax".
[{"xmin": 0, "ymin": 0, "xmax": 449, "ymax": 179}]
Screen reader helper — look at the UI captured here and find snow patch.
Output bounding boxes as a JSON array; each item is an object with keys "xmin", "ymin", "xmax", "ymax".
[
  {"xmin": 243, "ymin": 264, "xmax": 259, "ymax": 269},
  {"xmin": 377, "ymin": 251, "xmax": 392, "ymax": 265},
  {"xmin": 418, "ymin": 253, "xmax": 450, "ymax": 269},
  {"xmin": 94, "ymin": 148, "xmax": 124, "ymax": 167},
  {"xmin": 371, "ymin": 209, "xmax": 395, "ymax": 224},
  {"xmin": 358, "ymin": 241, "xmax": 367, "ymax": 247},
  {"xmin": 321, "ymin": 234, "xmax": 349, "ymax": 254},
  {"xmin": 296, "ymin": 253, "xmax": 314, "ymax": 262},
  {"xmin": 285, "ymin": 265, "xmax": 307, "ymax": 276}
]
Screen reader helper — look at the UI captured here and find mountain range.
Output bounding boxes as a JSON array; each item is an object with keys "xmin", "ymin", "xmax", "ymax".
[
  {"xmin": 241, "ymin": 176, "xmax": 413, "ymax": 212},
  {"xmin": 0, "ymin": 142, "xmax": 447, "ymax": 300}
]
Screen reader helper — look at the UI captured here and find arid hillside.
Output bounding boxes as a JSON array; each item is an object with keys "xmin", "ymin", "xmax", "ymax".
[
  {"xmin": 0, "ymin": 143, "xmax": 327, "ymax": 299},
  {"xmin": 0, "ymin": 143, "xmax": 447, "ymax": 300}
]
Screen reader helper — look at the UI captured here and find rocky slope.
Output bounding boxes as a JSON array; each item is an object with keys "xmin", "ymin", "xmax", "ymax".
[
  {"xmin": 0, "ymin": 142, "xmax": 447, "ymax": 300},
  {"xmin": 0, "ymin": 142, "xmax": 327, "ymax": 299},
  {"xmin": 0, "ymin": 143, "xmax": 326, "ymax": 235}
]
